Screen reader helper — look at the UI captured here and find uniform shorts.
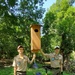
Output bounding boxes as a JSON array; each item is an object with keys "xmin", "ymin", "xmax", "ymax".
[{"xmin": 52, "ymin": 68, "xmax": 61, "ymax": 75}]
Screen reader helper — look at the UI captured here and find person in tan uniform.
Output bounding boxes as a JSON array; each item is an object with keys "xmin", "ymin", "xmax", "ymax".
[
  {"xmin": 12, "ymin": 45, "xmax": 36, "ymax": 75},
  {"xmin": 40, "ymin": 46, "xmax": 63, "ymax": 75}
]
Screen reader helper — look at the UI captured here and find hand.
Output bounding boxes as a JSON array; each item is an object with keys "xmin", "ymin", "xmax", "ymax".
[{"xmin": 40, "ymin": 49, "xmax": 42, "ymax": 51}]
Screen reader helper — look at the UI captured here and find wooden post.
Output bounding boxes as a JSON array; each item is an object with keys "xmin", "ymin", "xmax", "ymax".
[{"xmin": 31, "ymin": 24, "xmax": 41, "ymax": 53}]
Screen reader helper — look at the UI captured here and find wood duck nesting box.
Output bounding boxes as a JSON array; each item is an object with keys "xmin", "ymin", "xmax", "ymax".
[{"xmin": 31, "ymin": 25, "xmax": 41, "ymax": 52}]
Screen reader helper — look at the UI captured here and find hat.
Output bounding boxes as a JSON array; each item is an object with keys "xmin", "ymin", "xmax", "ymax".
[
  {"xmin": 17, "ymin": 45, "xmax": 24, "ymax": 50},
  {"xmin": 54, "ymin": 46, "xmax": 60, "ymax": 49}
]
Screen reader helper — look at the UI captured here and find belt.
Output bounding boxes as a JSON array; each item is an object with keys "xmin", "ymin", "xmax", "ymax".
[
  {"xmin": 17, "ymin": 71, "xmax": 26, "ymax": 73},
  {"xmin": 52, "ymin": 67, "xmax": 60, "ymax": 69},
  {"xmin": 16, "ymin": 71, "xmax": 26, "ymax": 74}
]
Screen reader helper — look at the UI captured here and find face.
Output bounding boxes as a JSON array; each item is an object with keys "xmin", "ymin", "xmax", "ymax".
[
  {"xmin": 18, "ymin": 48, "xmax": 24, "ymax": 54},
  {"xmin": 55, "ymin": 49, "xmax": 60, "ymax": 54}
]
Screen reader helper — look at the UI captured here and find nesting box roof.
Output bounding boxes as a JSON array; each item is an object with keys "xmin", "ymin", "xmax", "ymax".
[{"xmin": 30, "ymin": 24, "xmax": 42, "ymax": 28}]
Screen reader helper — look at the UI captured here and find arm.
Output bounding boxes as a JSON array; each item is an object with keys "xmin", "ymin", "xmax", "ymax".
[
  {"xmin": 40, "ymin": 49, "xmax": 47, "ymax": 56},
  {"xmin": 29, "ymin": 53, "xmax": 36, "ymax": 64},
  {"xmin": 60, "ymin": 63, "xmax": 63, "ymax": 75},
  {"xmin": 44, "ymin": 62, "xmax": 51, "ymax": 65},
  {"xmin": 60, "ymin": 56, "xmax": 63, "ymax": 74},
  {"xmin": 12, "ymin": 57, "xmax": 17, "ymax": 75},
  {"xmin": 14, "ymin": 66, "xmax": 17, "ymax": 75},
  {"xmin": 61, "ymin": 64, "xmax": 63, "ymax": 72}
]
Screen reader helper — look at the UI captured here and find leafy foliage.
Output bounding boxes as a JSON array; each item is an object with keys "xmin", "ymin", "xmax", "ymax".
[
  {"xmin": 42, "ymin": 0, "xmax": 75, "ymax": 59},
  {"xmin": 0, "ymin": 0, "xmax": 45, "ymax": 58}
]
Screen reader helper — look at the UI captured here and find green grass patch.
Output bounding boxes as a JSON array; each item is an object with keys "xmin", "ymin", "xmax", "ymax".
[
  {"xmin": 0, "ymin": 67, "xmax": 13, "ymax": 75},
  {"xmin": 0, "ymin": 67, "xmax": 75, "ymax": 75}
]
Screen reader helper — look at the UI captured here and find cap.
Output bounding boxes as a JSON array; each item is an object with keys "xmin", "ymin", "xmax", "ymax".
[
  {"xmin": 17, "ymin": 45, "xmax": 24, "ymax": 50},
  {"xmin": 54, "ymin": 46, "xmax": 60, "ymax": 49}
]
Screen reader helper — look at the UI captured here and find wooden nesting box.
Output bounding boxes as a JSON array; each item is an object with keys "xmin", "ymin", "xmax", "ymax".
[{"xmin": 31, "ymin": 25, "xmax": 41, "ymax": 52}]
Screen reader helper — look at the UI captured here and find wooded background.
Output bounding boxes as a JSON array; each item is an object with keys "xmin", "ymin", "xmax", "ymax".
[{"xmin": 0, "ymin": 0, "xmax": 75, "ymax": 64}]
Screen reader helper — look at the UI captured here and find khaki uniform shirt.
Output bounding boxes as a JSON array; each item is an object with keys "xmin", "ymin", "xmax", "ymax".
[
  {"xmin": 45, "ymin": 53, "xmax": 63, "ymax": 68},
  {"xmin": 12, "ymin": 55, "xmax": 31, "ymax": 71}
]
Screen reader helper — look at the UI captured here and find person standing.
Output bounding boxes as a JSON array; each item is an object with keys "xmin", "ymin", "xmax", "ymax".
[
  {"xmin": 40, "ymin": 46, "xmax": 63, "ymax": 75},
  {"xmin": 12, "ymin": 45, "xmax": 36, "ymax": 75}
]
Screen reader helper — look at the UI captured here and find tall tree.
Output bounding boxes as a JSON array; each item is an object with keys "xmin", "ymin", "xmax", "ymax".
[
  {"xmin": 0, "ymin": 0, "xmax": 46, "ymax": 58},
  {"xmin": 43, "ymin": 0, "xmax": 75, "ymax": 61}
]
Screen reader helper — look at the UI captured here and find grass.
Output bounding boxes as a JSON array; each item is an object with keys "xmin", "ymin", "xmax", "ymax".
[
  {"xmin": 0, "ymin": 67, "xmax": 13, "ymax": 75},
  {"xmin": 0, "ymin": 67, "xmax": 75, "ymax": 75}
]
